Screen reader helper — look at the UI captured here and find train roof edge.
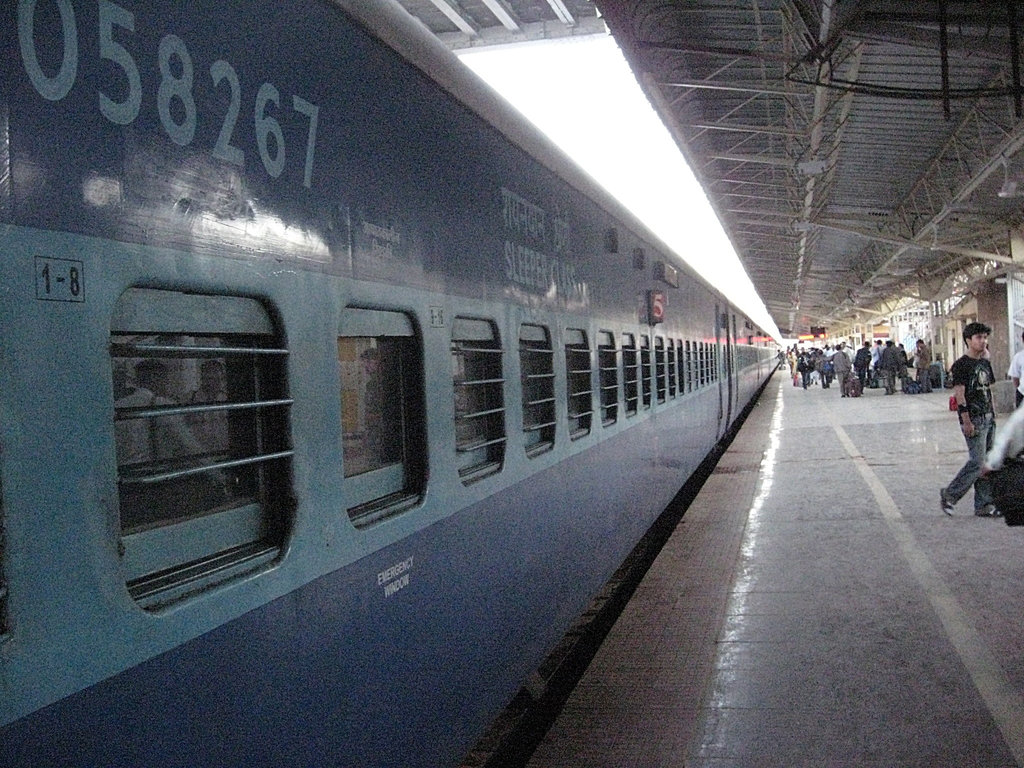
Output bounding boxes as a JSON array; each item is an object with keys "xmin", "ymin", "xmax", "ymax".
[{"xmin": 329, "ymin": 0, "xmax": 741, "ymax": 317}]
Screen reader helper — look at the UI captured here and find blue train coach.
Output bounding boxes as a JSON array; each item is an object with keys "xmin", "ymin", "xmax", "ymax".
[{"xmin": 0, "ymin": 0, "xmax": 777, "ymax": 765}]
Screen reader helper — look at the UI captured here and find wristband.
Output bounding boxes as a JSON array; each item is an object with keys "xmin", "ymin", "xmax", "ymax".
[{"xmin": 957, "ymin": 405, "xmax": 969, "ymax": 415}]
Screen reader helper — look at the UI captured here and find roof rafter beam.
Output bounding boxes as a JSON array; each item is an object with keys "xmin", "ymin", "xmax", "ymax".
[
  {"xmin": 544, "ymin": 0, "xmax": 575, "ymax": 25},
  {"xmin": 707, "ymin": 152, "xmax": 796, "ymax": 167},
  {"xmin": 855, "ymin": 97, "xmax": 1024, "ymax": 285},
  {"xmin": 479, "ymin": 0, "xmax": 520, "ymax": 30},
  {"xmin": 687, "ymin": 121, "xmax": 802, "ymax": 137},
  {"xmin": 805, "ymin": 219, "xmax": 1012, "ymax": 263},
  {"xmin": 843, "ymin": 20, "xmax": 1012, "ymax": 61},
  {"xmin": 636, "ymin": 40, "xmax": 800, "ymax": 64},
  {"xmin": 661, "ymin": 80, "xmax": 808, "ymax": 96},
  {"xmin": 426, "ymin": 0, "xmax": 479, "ymax": 36}
]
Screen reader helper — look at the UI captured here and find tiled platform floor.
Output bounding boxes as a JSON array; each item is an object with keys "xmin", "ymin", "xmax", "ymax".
[{"xmin": 526, "ymin": 373, "xmax": 1024, "ymax": 768}]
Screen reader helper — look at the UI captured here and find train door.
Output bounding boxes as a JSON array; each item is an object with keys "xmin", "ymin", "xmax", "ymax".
[
  {"xmin": 732, "ymin": 314, "xmax": 740, "ymax": 419},
  {"xmin": 716, "ymin": 305, "xmax": 733, "ymax": 438}
]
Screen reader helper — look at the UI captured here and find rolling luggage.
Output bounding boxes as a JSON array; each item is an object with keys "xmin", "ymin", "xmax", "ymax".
[
  {"xmin": 992, "ymin": 459, "xmax": 1024, "ymax": 525},
  {"xmin": 844, "ymin": 376, "xmax": 862, "ymax": 398}
]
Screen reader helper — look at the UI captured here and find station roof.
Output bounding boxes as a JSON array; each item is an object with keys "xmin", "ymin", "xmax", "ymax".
[{"xmin": 392, "ymin": 0, "xmax": 1024, "ymax": 338}]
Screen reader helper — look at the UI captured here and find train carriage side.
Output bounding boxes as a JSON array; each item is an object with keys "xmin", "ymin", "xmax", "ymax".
[{"xmin": 0, "ymin": 1, "xmax": 775, "ymax": 766}]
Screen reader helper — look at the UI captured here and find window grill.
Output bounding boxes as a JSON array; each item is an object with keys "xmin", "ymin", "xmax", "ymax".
[
  {"xmin": 685, "ymin": 340, "xmax": 693, "ymax": 393},
  {"xmin": 565, "ymin": 328, "xmax": 593, "ymax": 439},
  {"xmin": 640, "ymin": 334, "xmax": 652, "ymax": 408},
  {"xmin": 339, "ymin": 309, "xmax": 426, "ymax": 527},
  {"xmin": 655, "ymin": 336, "xmax": 667, "ymax": 403},
  {"xmin": 452, "ymin": 317, "xmax": 505, "ymax": 484},
  {"xmin": 669, "ymin": 339, "xmax": 679, "ymax": 398},
  {"xmin": 520, "ymin": 324, "xmax": 555, "ymax": 457},
  {"xmin": 110, "ymin": 288, "xmax": 293, "ymax": 606},
  {"xmin": 622, "ymin": 333, "xmax": 638, "ymax": 416},
  {"xmin": 598, "ymin": 331, "xmax": 618, "ymax": 426}
]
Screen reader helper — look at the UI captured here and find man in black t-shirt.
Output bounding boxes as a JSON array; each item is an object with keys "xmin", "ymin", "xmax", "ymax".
[{"xmin": 940, "ymin": 321, "xmax": 999, "ymax": 516}]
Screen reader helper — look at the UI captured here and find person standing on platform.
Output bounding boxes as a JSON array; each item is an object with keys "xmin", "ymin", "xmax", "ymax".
[
  {"xmin": 913, "ymin": 339, "xmax": 932, "ymax": 393},
  {"xmin": 797, "ymin": 348, "xmax": 813, "ymax": 389},
  {"xmin": 897, "ymin": 344, "xmax": 910, "ymax": 390},
  {"xmin": 940, "ymin": 321, "xmax": 1000, "ymax": 517},
  {"xmin": 854, "ymin": 341, "xmax": 871, "ymax": 390},
  {"xmin": 814, "ymin": 347, "xmax": 829, "ymax": 388},
  {"xmin": 879, "ymin": 340, "xmax": 899, "ymax": 395},
  {"xmin": 871, "ymin": 339, "xmax": 883, "ymax": 373},
  {"xmin": 833, "ymin": 342, "xmax": 853, "ymax": 397},
  {"xmin": 1007, "ymin": 331, "xmax": 1024, "ymax": 409}
]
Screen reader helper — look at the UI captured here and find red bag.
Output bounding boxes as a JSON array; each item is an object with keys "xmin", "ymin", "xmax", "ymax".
[{"xmin": 949, "ymin": 395, "xmax": 958, "ymax": 411}]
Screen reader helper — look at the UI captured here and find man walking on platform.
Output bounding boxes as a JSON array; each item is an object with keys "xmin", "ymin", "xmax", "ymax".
[
  {"xmin": 913, "ymin": 339, "xmax": 932, "ymax": 393},
  {"xmin": 940, "ymin": 321, "xmax": 1000, "ymax": 517},
  {"xmin": 879, "ymin": 340, "xmax": 900, "ymax": 395},
  {"xmin": 833, "ymin": 342, "xmax": 853, "ymax": 397}
]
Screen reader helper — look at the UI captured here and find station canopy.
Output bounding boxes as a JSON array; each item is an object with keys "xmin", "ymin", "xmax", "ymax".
[{"xmin": 391, "ymin": 0, "xmax": 1024, "ymax": 338}]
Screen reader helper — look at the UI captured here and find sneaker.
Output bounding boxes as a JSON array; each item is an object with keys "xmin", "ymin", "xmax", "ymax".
[
  {"xmin": 940, "ymin": 489, "xmax": 955, "ymax": 516},
  {"xmin": 975, "ymin": 504, "xmax": 1002, "ymax": 517}
]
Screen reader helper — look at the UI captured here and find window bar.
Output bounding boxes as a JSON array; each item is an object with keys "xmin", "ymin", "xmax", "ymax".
[
  {"xmin": 116, "ymin": 397, "xmax": 294, "ymax": 421},
  {"xmin": 455, "ymin": 435, "xmax": 508, "ymax": 452},
  {"xmin": 451, "ymin": 344, "xmax": 503, "ymax": 356},
  {"xmin": 524, "ymin": 420, "xmax": 557, "ymax": 433},
  {"xmin": 567, "ymin": 407, "xmax": 595, "ymax": 419},
  {"xmin": 121, "ymin": 449, "xmax": 295, "ymax": 485},
  {"xmin": 110, "ymin": 343, "xmax": 288, "ymax": 357},
  {"xmin": 456, "ymin": 376, "xmax": 506, "ymax": 387},
  {"xmin": 456, "ymin": 404, "xmax": 507, "ymax": 421},
  {"xmin": 524, "ymin": 395, "xmax": 557, "ymax": 407}
]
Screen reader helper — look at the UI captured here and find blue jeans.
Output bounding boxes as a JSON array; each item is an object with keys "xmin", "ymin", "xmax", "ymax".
[{"xmin": 946, "ymin": 413, "xmax": 994, "ymax": 511}]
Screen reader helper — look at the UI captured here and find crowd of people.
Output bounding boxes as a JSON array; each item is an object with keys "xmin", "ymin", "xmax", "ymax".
[{"xmin": 784, "ymin": 338, "xmax": 936, "ymax": 397}]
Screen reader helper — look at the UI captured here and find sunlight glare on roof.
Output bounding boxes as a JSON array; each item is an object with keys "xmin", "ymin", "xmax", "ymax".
[{"xmin": 457, "ymin": 34, "xmax": 780, "ymax": 341}]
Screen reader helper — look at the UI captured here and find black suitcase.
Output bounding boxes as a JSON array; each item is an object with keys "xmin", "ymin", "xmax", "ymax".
[{"xmin": 992, "ymin": 459, "xmax": 1024, "ymax": 525}]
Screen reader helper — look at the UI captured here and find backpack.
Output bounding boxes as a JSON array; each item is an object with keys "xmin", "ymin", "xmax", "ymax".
[{"xmin": 991, "ymin": 458, "xmax": 1024, "ymax": 526}]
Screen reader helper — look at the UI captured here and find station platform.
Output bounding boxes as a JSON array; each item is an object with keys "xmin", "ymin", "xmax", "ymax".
[{"xmin": 525, "ymin": 372, "xmax": 1024, "ymax": 768}]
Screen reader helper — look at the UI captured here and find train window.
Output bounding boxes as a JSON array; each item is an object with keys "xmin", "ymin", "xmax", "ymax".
[
  {"xmin": 622, "ymin": 333, "xmax": 638, "ymax": 417},
  {"xmin": 565, "ymin": 328, "xmax": 593, "ymax": 439},
  {"xmin": 654, "ymin": 336, "xmax": 667, "ymax": 404},
  {"xmin": 678, "ymin": 340, "xmax": 686, "ymax": 393},
  {"xmin": 597, "ymin": 331, "xmax": 618, "ymax": 426},
  {"xmin": 669, "ymin": 339, "xmax": 678, "ymax": 398},
  {"xmin": 339, "ymin": 309, "xmax": 426, "ymax": 527},
  {"xmin": 520, "ymin": 324, "xmax": 556, "ymax": 457},
  {"xmin": 110, "ymin": 288, "xmax": 293, "ymax": 606},
  {"xmin": 452, "ymin": 317, "xmax": 506, "ymax": 484},
  {"xmin": 692, "ymin": 341, "xmax": 700, "ymax": 388},
  {"xmin": 684, "ymin": 340, "xmax": 692, "ymax": 393},
  {"xmin": 640, "ymin": 335, "xmax": 652, "ymax": 408}
]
